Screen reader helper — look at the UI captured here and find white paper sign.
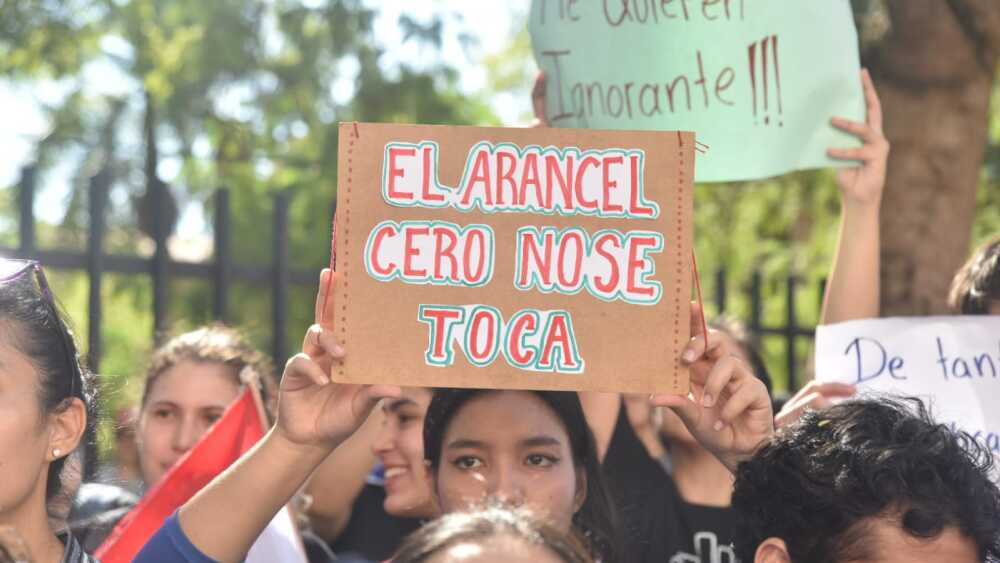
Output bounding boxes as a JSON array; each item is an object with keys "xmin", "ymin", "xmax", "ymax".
[{"xmin": 815, "ymin": 316, "xmax": 1000, "ymax": 455}]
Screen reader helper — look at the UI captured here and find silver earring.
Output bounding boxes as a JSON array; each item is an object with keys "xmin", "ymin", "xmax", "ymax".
[{"xmin": 52, "ymin": 448, "xmax": 61, "ymax": 458}]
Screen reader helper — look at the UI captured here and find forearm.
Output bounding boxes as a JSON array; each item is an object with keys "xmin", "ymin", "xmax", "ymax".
[
  {"xmin": 821, "ymin": 201, "xmax": 881, "ymax": 324},
  {"xmin": 178, "ymin": 428, "xmax": 335, "ymax": 562},
  {"xmin": 306, "ymin": 411, "xmax": 381, "ymax": 541}
]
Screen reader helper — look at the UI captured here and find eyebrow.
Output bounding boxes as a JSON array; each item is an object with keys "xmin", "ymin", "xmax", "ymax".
[
  {"xmin": 445, "ymin": 435, "xmax": 563, "ymax": 450},
  {"xmin": 384, "ymin": 398, "xmax": 417, "ymax": 413}
]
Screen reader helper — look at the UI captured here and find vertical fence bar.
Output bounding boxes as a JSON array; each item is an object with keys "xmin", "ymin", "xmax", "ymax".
[
  {"xmin": 272, "ymin": 191, "xmax": 291, "ymax": 369},
  {"xmin": 749, "ymin": 271, "xmax": 763, "ymax": 338},
  {"xmin": 18, "ymin": 165, "xmax": 36, "ymax": 253},
  {"xmin": 87, "ymin": 170, "xmax": 109, "ymax": 372},
  {"xmin": 785, "ymin": 276, "xmax": 799, "ymax": 391},
  {"xmin": 818, "ymin": 277, "xmax": 828, "ymax": 314},
  {"xmin": 213, "ymin": 189, "xmax": 231, "ymax": 322},
  {"xmin": 714, "ymin": 268, "xmax": 727, "ymax": 314},
  {"xmin": 151, "ymin": 180, "xmax": 169, "ymax": 341}
]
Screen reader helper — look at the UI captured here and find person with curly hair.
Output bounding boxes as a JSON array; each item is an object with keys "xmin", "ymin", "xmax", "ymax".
[{"xmin": 731, "ymin": 397, "xmax": 1000, "ymax": 563}]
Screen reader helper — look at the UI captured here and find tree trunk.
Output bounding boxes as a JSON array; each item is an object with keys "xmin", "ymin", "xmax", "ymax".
[{"xmin": 868, "ymin": 0, "xmax": 1000, "ymax": 315}]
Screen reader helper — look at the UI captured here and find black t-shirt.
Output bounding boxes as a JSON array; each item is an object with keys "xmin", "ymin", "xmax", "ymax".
[
  {"xmin": 601, "ymin": 400, "xmax": 737, "ymax": 563},
  {"xmin": 331, "ymin": 483, "xmax": 422, "ymax": 561}
]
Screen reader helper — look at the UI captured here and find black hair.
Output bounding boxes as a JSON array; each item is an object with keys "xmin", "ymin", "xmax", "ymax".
[
  {"xmin": 0, "ymin": 264, "xmax": 95, "ymax": 502},
  {"xmin": 392, "ymin": 504, "xmax": 593, "ymax": 563},
  {"xmin": 949, "ymin": 235, "xmax": 1000, "ymax": 314},
  {"xmin": 731, "ymin": 397, "xmax": 1000, "ymax": 563},
  {"xmin": 423, "ymin": 389, "xmax": 621, "ymax": 563}
]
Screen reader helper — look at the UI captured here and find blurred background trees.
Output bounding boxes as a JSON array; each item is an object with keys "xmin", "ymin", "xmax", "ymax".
[{"xmin": 0, "ymin": 1, "xmax": 997, "ymax": 456}]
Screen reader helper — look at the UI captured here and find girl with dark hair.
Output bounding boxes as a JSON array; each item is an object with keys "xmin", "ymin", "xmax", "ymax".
[
  {"xmin": 0, "ymin": 259, "xmax": 95, "ymax": 563},
  {"xmin": 132, "ymin": 269, "xmax": 773, "ymax": 562},
  {"xmin": 393, "ymin": 505, "xmax": 593, "ymax": 563},
  {"xmin": 422, "ymin": 389, "xmax": 619, "ymax": 561}
]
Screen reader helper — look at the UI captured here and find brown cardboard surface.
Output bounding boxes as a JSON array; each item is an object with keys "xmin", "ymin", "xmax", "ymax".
[{"xmin": 333, "ymin": 122, "xmax": 693, "ymax": 393}]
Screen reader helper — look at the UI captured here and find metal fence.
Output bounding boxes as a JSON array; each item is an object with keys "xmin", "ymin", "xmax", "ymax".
[{"xmin": 2, "ymin": 165, "xmax": 824, "ymax": 390}]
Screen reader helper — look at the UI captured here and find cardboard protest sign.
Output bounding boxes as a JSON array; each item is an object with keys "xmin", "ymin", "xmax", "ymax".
[
  {"xmin": 529, "ymin": 0, "xmax": 865, "ymax": 182},
  {"xmin": 815, "ymin": 316, "xmax": 1000, "ymax": 455},
  {"xmin": 332, "ymin": 122, "xmax": 693, "ymax": 393}
]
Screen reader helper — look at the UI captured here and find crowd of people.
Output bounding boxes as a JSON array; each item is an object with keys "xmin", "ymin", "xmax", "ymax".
[{"xmin": 1, "ymin": 70, "xmax": 999, "ymax": 563}]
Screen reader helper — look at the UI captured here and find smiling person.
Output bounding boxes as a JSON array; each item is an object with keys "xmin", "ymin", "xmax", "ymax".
[
  {"xmin": 0, "ymin": 259, "xmax": 94, "ymax": 563},
  {"xmin": 70, "ymin": 326, "xmax": 334, "ymax": 562},
  {"xmin": 132, "ymin": 268, "xmax": 773, "ymax": 563},
  {"xmin": 319, "ymin": 387, "xmax": 439, "ymax": 561}
]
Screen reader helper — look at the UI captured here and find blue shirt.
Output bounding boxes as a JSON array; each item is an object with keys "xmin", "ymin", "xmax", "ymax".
[{"xmin": 133, "ymin": 513, "xmax": 218, "ymax": 563}]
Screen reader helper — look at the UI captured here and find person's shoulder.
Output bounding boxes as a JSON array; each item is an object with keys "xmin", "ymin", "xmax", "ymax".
[
  {"xmin": 70, "ymin": 482, "xmax": 140, "ymax": 522},
  {"xmin": 68, "ymin": 502, "xmax": 134, "ymax": 555},
  {"xmin": 59, "ymin": 531, "xmax": 101, "ymax": 563}
]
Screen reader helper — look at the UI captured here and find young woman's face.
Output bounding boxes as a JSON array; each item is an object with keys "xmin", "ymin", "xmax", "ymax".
[
  {"xmin": 373, "ymin": 387, "xmax": 438, "ymax": 518},
  {"xmin": 137, "ymin": 361, "xmax": 240, "ymax": 486},
  {"xmin": 434, "ymin": 392, "xmax": 585, "ymax": 532},
  {"xmin": 0, "ymin": 334, "xmax": 54, "ymax": 520}
]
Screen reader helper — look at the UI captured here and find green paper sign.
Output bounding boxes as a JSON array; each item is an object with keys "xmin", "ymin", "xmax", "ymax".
[{"xmin": 529, "ymin": 0, "xmax": 865, "ymax": 182}]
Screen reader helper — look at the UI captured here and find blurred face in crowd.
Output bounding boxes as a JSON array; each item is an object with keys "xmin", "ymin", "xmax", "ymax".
[
  {"xmin": 137, "ymin": 361, "xmax": 240, "ymax": 486},
  {"xmin": 0, "ymin": 330, "xmax": 54, "ymax": 520},
  {"xmin": 426, "ymin": 535, "xmax": 568, "ymax": 563},
  {"xmin": 756, "ymin": 518, "xmax": 979, "ymax": 563},
  {"xmin": 432, "ymin": 391, "xmax": 585, "ymax": 532},
  {"xmin": 373, "ymin": 387, "xmax": 439, "ymax": 518},
  {"xmin": 990, "ymin": 301, "xmax": 1000, "ymax": 315}
]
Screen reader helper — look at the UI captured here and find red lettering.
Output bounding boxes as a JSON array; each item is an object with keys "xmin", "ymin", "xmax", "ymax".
[
  {"xmin": 403, "ymin": 226, "xmax": 429, "ymax": 278},
  {"xmin": 421, "ymin": 146, "xmax": 444, "ymax": 202},
  {"xmin": 602, "ymin": 155, "xmax": 625, "ymax": 213},
  {"xmin": 507, "ymin": 313, "xmax": 537, "ymax": 365},
  {"xmin": 387, "ymin": 146, "xmax": 416, "ymax": 201},
  {"xmin": 540, "ymin": 314, "xmax": 578, "ymax": 369},
  {"xmin": 420, "ymin": 307, "xmax": 462, "ymax": 362},
  {"xmin": 546, "ymin": 153, "xmax": 574, "ymax": 211},
  {"xmin": 626, "ymin": 235, "xmax": 659, "ymax": 297},
  {"xmin": 593, "ymin": 234, "xmax": 621, "ymax": 293},
  {"xmin": 460, "ymin": 150, "xmax": 494, "ymax": 207},
  {"xmin": 468, "ymin": 309, "xmax": 498, "ymax": 362},
  {"xmin": 433, "ymin": 227, "xmax": 459, "ymax": 281},
  {"xmin": 463, "ymin": 229, "xmax": 489, "ymax": 284},
  {"xmin": 368, "ymin": 224, "xmax": 398, "ymax": 276},
  {"xmin": 519, "ymin": 231, "xmax": 554, "ymax": 287},
  {"xmin": 627, "ymin": 154, "xmax": 656, "ymax": 216},
  {"xmin": 496, "ymin": 151, "xmax": 517, "ymax": 206},
  {"xmin": 518, "ymin": 152, "xmax": 542, "ymax": 207},
  {"xmin": 574, "ymin": 156, "xmax": 600, "ymax": 210},
  {"xmin": 557, "ymin": 231, "xmax": 584, "ymax": 288}
]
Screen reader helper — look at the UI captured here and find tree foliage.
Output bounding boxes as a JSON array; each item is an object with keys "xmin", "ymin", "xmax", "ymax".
[{"xmin": 0, "ymin": 1, "xmax": 498, "ymax": 444}]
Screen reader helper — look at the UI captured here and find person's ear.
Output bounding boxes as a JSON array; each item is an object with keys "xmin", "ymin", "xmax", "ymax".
[
  {"xmin": 48, "ymin": 397, "xmax": 87, "ymax": 462},
  {"xmin": 573, "ymin": 466, "xmax": 588, "ymax": 513},
  {"xmin": 755, "ymin": 537, "xmax": 792, "ymax": 563}
]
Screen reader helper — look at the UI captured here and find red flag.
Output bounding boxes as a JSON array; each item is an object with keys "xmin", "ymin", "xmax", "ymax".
[{"xmin": 95, "ymin": 386, "xmax": 266, "ymax": 563}]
